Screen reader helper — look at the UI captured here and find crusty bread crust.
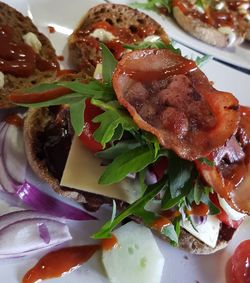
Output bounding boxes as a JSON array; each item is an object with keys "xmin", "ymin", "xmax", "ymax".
[
  {"xmin": 173, "ymin": 6, "xmax": 244, "ymax": 47},
  {"xmin": 24, "ymin": 106, "xmax": 231, "ymax": 255},
  {"xmin": 68, "ymin": 3, "xmax": 170, "ymax": 74},
  {"xmin": 0, "ymin": 2, "xmax": 58, "ymax": 108}
]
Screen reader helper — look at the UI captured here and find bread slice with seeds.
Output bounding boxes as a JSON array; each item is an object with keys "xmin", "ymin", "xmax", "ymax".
[
  {"xmin": 68, "ymin": 3, "xmax": 170, "ymax": 75},
  {"xmin": 0, "ymin": 2, "xmax": 59, "ymax": 108}
]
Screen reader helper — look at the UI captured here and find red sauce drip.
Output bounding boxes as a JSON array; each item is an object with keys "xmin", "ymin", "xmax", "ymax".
[
  {"xmin": 5, "ymin": 114, "xmax": 24, "ymax": 128},
  {"xmin": 187, "ymin": 203, "xmax": 209, "ymax": 216},
  {"xmin": 0, "ymin": 26, "xmax": 59, "ymax": 77},
  {"xmin": 48, "ymin": 26, "xmax": 56, "ymax": 33},
  {"xmin": 57, "ymin": 55, "xmax": 64, "ymax": 61},
  {"xmin": 101, "ymin": 234, "xmax": 118, "ymax": 251},
  {"xmin": 125, "ymin": 60, "xmax": 197, "ymax": 82},
  {"xmin": 161, "ymin": 210, "xmax": 181, "ymax": 220},
  {"xmin": 9, "ymin": 86, "xmax": 71, "ymax": 104},
  {"xmin": 173, "ymin": 0, "xmax": 189, "ymax": 14},
  {"xmin": 151, "ymin": 216, "xmax": 171, "ymax": 231},
  {"xmin": 173, "ymin": 0, "xmax": 235, "ymax": 28},
  {"xmin": 105, "ymin": 41, "xmax": 126, "ymax": 60},
  {"xmin": 22, "ymin": 245, "xmax": 100, "ymax": 283}
]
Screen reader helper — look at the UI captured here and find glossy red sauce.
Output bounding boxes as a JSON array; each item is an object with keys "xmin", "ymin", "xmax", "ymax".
[
  {"xmin": 101, "ymin": 234, "xmax": 118, "ymax": 251},
  {"xmin": 5, "ymin": 114, "xmax": 24, "ymax": 128},
  {"xmin": 48, "ymin": 26, "xmax": 56, "ymax": 33},
  {"xmin": 187, "ymin": 203, "xmax": 209, "ymax": 216},
  {"xmin": 9, "ymin": 86, "xmax": 71, "ymax": 104},
  {"xmin": 226, "ymin": 240, "xmax": 250, "ymax": 283},
  {"xmin": 22, "ymin": 245, "xmax": 100, "ymax": 283},
  {"xmin": 151, "ymin": 216, "xmax": 171, "ymax": 231},
  {"xmin": 0, "ymin": 26, "xmax": 58, "ymax": 77},
  {"xmin": 173, "ymin": 0, "xmax": 235, "ymax": 28},
  {"xmin": 124, "ymin": 59, "xmax": 197, "ymax": 82}
]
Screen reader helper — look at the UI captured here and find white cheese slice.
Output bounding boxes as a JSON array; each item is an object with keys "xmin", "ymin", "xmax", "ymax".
[
  {"xmin": 0, "ymin": 72, "xmax": 4, "ymax": 89},
  {"xmin": 181, "ymin": 215, "xmax": 220, "ymax": 248},
  {"xmin": 60, "ymin": 136, "xmax": 142, "ymax": 203},
  {"xmin": 90, "ymin": 28, "xmax": 116, "ymax": 42},
  {"xmin": 23, "ymin": 32, "xmax": 42, "ymax": 53},
  {"xmin": 102, "ymin": 222, "xmax": 164, "ymax": 283}
]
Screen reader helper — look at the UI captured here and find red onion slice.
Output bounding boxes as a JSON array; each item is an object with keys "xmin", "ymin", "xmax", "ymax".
[
  {"xmin": 0, "ymin": 218, "xmax": 72, "ymax": 258},
  {"xmin": 3, "ymin": 124, "xmax": 27, "ymax": 184},
  {"xmin": 16, "ymin": 182, "xmax": 97, "ymax": 221},
  {"xmin": 38, "ymin": 223, "xmax": 50, "ymax": 244},
  {"xmin": 0, "ymin": 210, "xmax": 65, "ymax": 231}
]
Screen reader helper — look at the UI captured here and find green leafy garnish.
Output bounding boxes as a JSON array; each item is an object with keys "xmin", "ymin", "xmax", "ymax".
[
  {"xmin": 198, "ymin": 157, "xmax": 215, "ymax": 166},
  {"xmin": 101, "ymin": 43, "xmax": 118, "ymax": 85},
  {"xmin": 195, "ymin": 55, "xmax": 212, "ymax": 67},
  {"xmin": 92, "ymin": 100, "xmax": 137, "ymax": 146},
  {"xmin": 162, "ymin": 223, "xmax": 179, "ymax": 245},
  {"xmin": 99, "ymin": 145, "xmax": 159, "ymax": 185},
  {"xmin": 92, "ymin": 177, "xmax": 168, "ymax": 239},
  {"xmin": 69, "ymin": 99, "xmax": 86, "ymax": 135},
  {"xmin": 124, "ymin": 39, "xmax": 181, "ymax": 55},
  {"xmin": 131, "ymin": 0, "xmax": 173, "ymax": 14},
  {"xmin": 167, "ymin": 152, "xmax": 193, "ymax": 198}
]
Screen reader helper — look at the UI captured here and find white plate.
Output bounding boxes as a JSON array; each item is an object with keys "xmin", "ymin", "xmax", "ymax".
[
  {"xmin": 109, "ymin": 0, "xmax": 250, "ymax": 71},
  {"xmin": 1, "ymin": 0, "xmax": 250, "ymax": 283}
]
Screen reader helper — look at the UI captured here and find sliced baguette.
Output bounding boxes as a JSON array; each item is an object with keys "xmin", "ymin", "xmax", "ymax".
[
  {"xmin": 173, "ymin": 6, "xmax": 245, "ymax": 47},
  {"xmin": 23, "ymin": 106, "xmax": 235, "ymax": 254},
  {"xmin": 68, "ymin": 3, "xmax": 170, "ymax": 75},
  {"xmin": 0, "ymin": 2, "xmax": 58, "ymax": 108}
]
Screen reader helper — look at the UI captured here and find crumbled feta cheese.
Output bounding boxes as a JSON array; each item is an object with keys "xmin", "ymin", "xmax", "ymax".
[
  {"xmin": 90, "ymin": 28, "xmax": 115, "ymax": 42},
  {"xmin": 23, "ymin": 32, "xmax": 42, "ymax": 53},
  {"xmin": 218, "ymin": 26, "xmax": 236, "ymax": 46},
  {"xmin": 214, "ymin": 1, "xmax": 225, "ymax": 11},
  {"xmin": 244, "ymin": 13, "xmax": 250, "ymax": 22},
  {"xmin": 218, "ymin": 196, "xmax": 245, "ymax": 221},
  {"xmin": 0, "ymin": 72, "xmax": 4, "ymax": 89},
  {"xmin": 143, "ymin": 35, "xmax": 160, "ymax": 42},
  {"xmin": 238, "ymin": 3, "xmax": 250, "ymax": 14}
]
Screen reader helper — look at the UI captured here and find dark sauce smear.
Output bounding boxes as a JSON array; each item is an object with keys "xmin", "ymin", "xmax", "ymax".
[{"xmin": 38, "ymin": 106, "xmax": 73, "ymax": 180}]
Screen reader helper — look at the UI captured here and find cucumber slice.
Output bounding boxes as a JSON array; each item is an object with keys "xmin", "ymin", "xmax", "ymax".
[{"xmin": 102, "ymin": 221, "xmax": 164, "ymax": 283}]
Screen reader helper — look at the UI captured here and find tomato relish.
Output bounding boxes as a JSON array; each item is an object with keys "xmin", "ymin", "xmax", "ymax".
[{"xmin": 0, "ymin": 26, "xmax": 58, "ymax": 77}]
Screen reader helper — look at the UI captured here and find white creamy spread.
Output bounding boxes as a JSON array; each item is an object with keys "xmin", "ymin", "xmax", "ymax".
[
  {"xmin": 23, "ymin": 32, "xmax": 42, "ymax": 53},
  {"xmin": 90, "ymin": 28, "xmax": 116, "ymax": 42}
]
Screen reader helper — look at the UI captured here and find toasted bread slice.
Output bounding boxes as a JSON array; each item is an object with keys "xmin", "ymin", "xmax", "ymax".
[
  {"xmin": 68, "ymin": 3, "xmax": 170, "ymax": 75},
  {"xmin": 23, "ymin": 106, "xmax": 235, "ymax": 254},
  {"xmin": 0, "ymin": 2, "xmax": 59, "ymax": 108},
  {"xmin": 173, "ymin": 5, "xmax": 245, "ymax": 47}
]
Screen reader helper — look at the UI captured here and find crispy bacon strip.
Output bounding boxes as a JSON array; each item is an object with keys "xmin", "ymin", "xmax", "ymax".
[
  {"xmin": 113, "ymin": 49, "xmax": 240, "ymax": 160},
  {"xmin": 197, "ymin": 106, "xmax": 250, "ymax": 215}
]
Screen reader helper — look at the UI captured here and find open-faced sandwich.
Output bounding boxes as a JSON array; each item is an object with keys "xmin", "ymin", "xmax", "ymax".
[
  {"xmin": 9, "ymin": 3, "xmax": 250, "ymax": 257},
  {"xmin": 0, "ymin": 1, "xmax": 59, "ymax": 108},
  {"xmin": 132, "ymin": 0, "xmax": 250, "ymax": 47}
]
